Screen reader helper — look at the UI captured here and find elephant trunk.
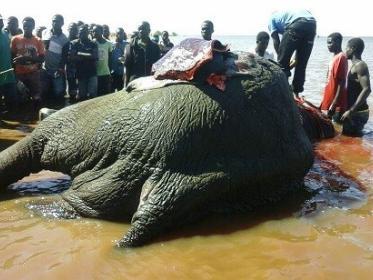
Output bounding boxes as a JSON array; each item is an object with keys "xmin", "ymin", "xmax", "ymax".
[{"xmin": 0, "ymin": 137, "xmax": 40, "ymax": 188}]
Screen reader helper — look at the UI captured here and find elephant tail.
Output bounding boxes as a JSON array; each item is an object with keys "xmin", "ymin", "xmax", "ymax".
[{"xmin": 0, "ymin": 136, "xmax": 42, "ymax": 188}]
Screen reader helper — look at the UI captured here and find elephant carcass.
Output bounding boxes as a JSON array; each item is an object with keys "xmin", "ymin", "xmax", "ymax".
[{"xmin": 0, "ymin": 56, "xmax": 314, "ymax": 247}]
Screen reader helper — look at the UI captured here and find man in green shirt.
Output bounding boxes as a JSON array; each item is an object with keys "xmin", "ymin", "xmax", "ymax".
[
  {"xmin": 93, "ymin": 24, "xmax": 113, "ymax": 96},
  {"xmin": 0, "ymin": 14, "xmax": 17, "ymax": 117}
]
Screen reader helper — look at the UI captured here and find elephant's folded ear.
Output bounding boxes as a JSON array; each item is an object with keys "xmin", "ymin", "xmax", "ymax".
[
  {"xmin": 152, "ymin": 38, "xmax": 214, "ymax": 81},
  {"xmin": 211, "ymin": 40, "xmax": 230, "ymax": 52},
  {"xmin": 126, "ymin": 76, "xmax": 190, "ymax": 92}
]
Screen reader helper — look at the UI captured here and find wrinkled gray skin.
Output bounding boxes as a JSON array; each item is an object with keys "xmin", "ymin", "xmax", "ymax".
[{"xmin": 0, "ymin": 57, "xmax": 314, "ymax": 247}]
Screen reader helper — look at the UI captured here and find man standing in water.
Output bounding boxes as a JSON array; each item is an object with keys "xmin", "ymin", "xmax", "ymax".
[
  {"xmin": 252, "ymin": 31, "xmax": 274, "ymax": 60},
  {"xmin": 201, "ymin": 20, "xmax": 214, "ymax": 41},
  {"xmin": 340, "ymin": 38, "xmax": 371, "ymax": 136},
  {"xmin": 320, "ymin": 32, "xmax": 348, "ymax": 122},
  {"xmin": 268, "ymin": 10, "xmax": 316, "ymax": 97}
]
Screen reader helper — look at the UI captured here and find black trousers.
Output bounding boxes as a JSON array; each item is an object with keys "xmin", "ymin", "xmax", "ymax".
[
  {"xmin": 97, "ymin": 75, "xmax": 112, "ymax": 96},
  {"xmin": 112, "ymin": 74, "xmax": 124, "ymax": 91},
  {"xmin": 278, "ymin": 19, "xmax": 316, "ymax": 94}
]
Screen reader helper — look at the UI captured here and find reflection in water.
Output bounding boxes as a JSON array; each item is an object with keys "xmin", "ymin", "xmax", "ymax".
[
  {"xmin": 300, "ymin": 155, "xmax": 366, "ymax": 216},
  {"xmin": 1, "ymin": 119, "xmax": 373, "ymax": 278}
]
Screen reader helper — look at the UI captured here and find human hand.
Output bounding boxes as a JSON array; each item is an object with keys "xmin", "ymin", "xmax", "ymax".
[
  {"xmin": 327, "ymin": 107, "xmax": 335, "ymax": 118},
  {"xmin": 340, "ymin": 110, "xmax": 352, "ymax": 121},
  {"xmin": 321, "ymin": 110, "xmax": 329, "ymax": 118},
  {"xmin": 13, "ymin": 56, "xmax": 28, "ymax": 65},
  {"xmin": 289, "ymin": 59, "xmax": 297, "ymax": 69},
  {"xmin": 118, "ymin": 56, "xmax": 125, "ymax": 64}
]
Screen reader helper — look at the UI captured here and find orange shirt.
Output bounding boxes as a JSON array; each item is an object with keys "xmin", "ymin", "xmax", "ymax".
[
  {"xmin": 11, "ymin": 35, "xmax": 45, "ymax": 74},
  {"xmin": 320, "ymin": 52, "xmax": 348, "ymax": 112}
]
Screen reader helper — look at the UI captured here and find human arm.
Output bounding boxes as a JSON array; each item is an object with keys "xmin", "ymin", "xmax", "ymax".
[
  {"xmin": 153, "ymin": 43, "xmax": 161, "ymax": 62},
  {"xmin": 123, "ymin": 44, "xmax": 132, "ymax": 67},
  {"xmin": 42, "ymin": 39, "xmax": 50, "ymax": 50},
  {"xmin": 12, "ymin": 38, "xmax": 45, "ymax": 65},
  {"xmin": 15, "ymin": 53, "xmax": 44, "ymax": 64},
  {"xmin": 58, "ymin": 42, "xmax": 69, "ymax": 73},
  {"xmin": 327, "ymin": 82, "xmax": 343, "ymax": 117},
  {"xmin": 92, "ymin": 44, "xmax": 99, "ymax": 61},
  {"xmin": 289, "ymin": 53, "xmax": 297, "ymax": 69},
  {"xmin": 341, "ymin": 62, "xmax": 371, "ymax": 120},
  {"xmin": 108, "ymin": 43, "xmax": 113, "ymax": 72},
  {"xmin": 13, "ymin": 54, "xmax": 44, "ymax": 64},
  {"xmin": 271, "ymin": 31, "xmax": 280, "ymax": 55}
]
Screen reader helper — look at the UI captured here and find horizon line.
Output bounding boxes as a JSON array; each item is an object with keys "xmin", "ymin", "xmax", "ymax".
[{"xmin": 177, "ymin": 34, "xmax": 373, "ymax": 38}]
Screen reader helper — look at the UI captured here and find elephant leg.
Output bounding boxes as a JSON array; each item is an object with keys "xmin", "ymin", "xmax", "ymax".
[
  {"xmin": 61, "ymin": 160, "xmax": 145, "ymax": 218},
  {"xmin": 117, "ymin": 170, "xmax": 229, "ymax": 247}
]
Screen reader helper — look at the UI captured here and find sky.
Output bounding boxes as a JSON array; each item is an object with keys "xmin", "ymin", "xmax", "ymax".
[{"xmin": 1, "ymin": 0, "xmax": 372, "ymax": 36}]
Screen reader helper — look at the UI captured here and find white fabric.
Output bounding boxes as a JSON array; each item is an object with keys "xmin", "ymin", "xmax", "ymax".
[{"xmin": 126, "ymin": 76, "xmax": 190, "ymax": 92}]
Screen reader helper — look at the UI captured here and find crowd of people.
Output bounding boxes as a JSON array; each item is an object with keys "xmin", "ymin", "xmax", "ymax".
[
  {"xmin": 0, "ymin": 14, "xmax": 174, "ymax": 118},
  {"xmin": 0, "ymin": 10, "xmax": 371, "ymax": 136}
]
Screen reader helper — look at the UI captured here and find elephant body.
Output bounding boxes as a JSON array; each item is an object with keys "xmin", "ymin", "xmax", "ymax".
[{"xmin": 0, "ymin": 57, "xmax": 314, "ymax": 246}]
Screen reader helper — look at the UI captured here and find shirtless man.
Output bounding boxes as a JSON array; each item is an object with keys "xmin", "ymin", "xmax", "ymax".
[{"xmin": 341, "ymin": 38, "xmax": 371, "ymax": 136}]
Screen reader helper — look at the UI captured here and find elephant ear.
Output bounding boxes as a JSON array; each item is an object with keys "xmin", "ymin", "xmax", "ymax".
[{"xmin": 152, "ymin": 38, "xmax": 214, "ymax": 80}]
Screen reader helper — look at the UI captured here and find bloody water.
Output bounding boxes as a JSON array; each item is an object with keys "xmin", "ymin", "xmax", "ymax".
[{"xmin": 1, "ymin": 119, "xmax": 373, "ymax": 279}]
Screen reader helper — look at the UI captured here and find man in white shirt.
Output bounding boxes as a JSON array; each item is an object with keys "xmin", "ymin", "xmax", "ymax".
[{"xmin": 252, "ymin": 31, "xmax": 274, "ymax": 60}]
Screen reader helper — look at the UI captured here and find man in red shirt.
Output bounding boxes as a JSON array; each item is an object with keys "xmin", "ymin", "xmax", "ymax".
[
  {"xmin": 320, "ymin": 32, "xmax": 348, "ymax": 122},
  {"xmin": 11, "ymin": 17, "xmax": 45, "ymax": 110}
]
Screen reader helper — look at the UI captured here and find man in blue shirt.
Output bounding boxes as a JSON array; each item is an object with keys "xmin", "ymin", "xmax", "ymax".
[
  {"xmin": 268, "ymin": 10, "xmax": 316, "ymax": 97},
  {"xmin": 42, "ymin": 14, "xmax": 69, "ymax": 106},
  {"xmin": 70, "ymin": 25, "xmax": 98, "ymax": 101},
  {"xmin": 111, "ymin": 28, "xmax": 127, "ymax": 91}
]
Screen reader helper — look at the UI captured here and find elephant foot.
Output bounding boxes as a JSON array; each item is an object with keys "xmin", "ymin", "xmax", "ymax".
[{"xmin": 117, "ymin": 222, "xmax": 152, "ymax": 247}]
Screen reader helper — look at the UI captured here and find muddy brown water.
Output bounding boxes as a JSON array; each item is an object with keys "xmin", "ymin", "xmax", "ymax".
[{"xmin": 1, "ymin": 120, "xmax": 373, "ymax": 279}]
